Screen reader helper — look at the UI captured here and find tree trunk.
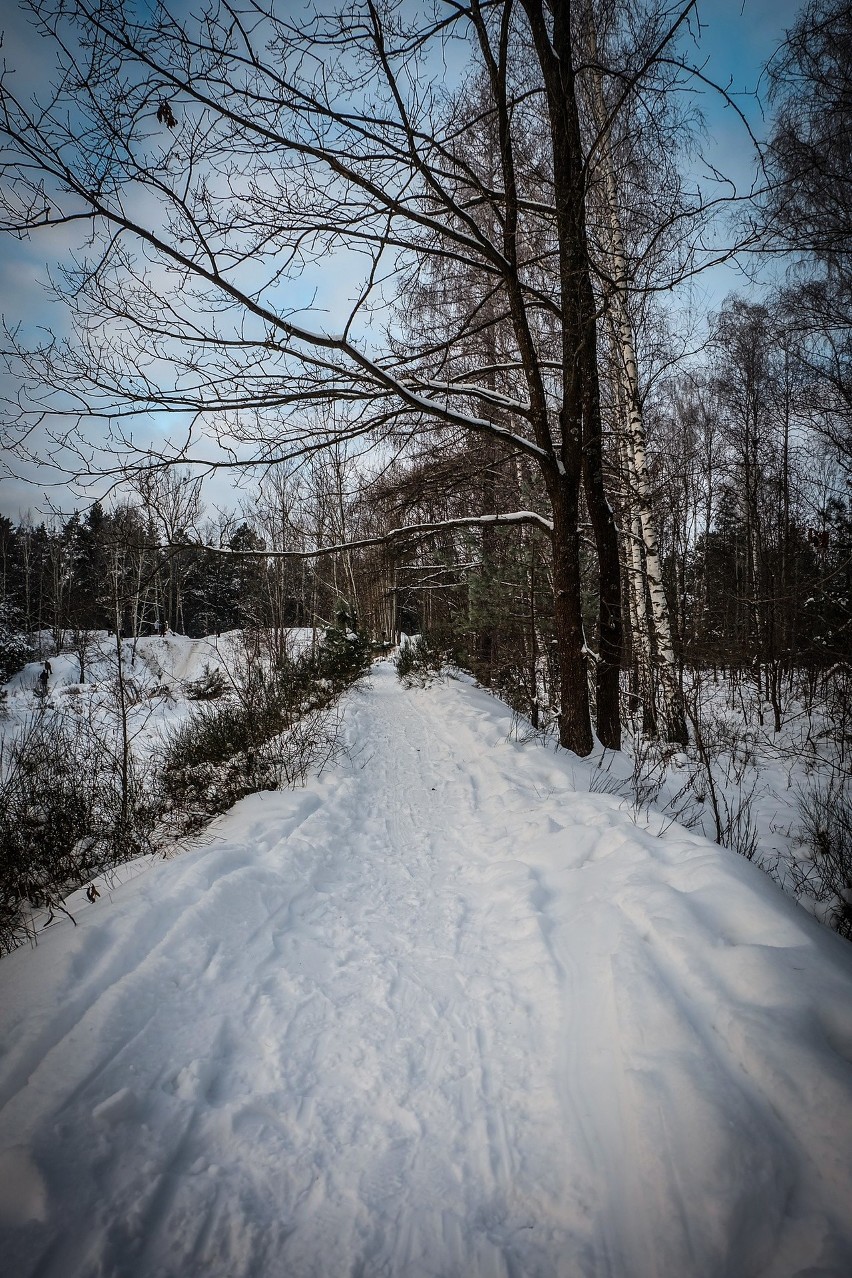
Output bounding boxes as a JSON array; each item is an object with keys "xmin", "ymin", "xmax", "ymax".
[
  {"xmin": 620, "ymin": 430, "xmax": 657, "ymax": 736},
  {"xmin": 550, "ymin": 482, "xmax": 594, "ymax": 756},
  {"xmin": 524, "ymin": 0, "xmax": 622, "ymax": 751},
  {"xmin": 589, "ymin": 33, "xmax": 686, "ymax": 746},
  {"xmin": 581, "ymin": 354, "xmax": 623, "ymax": 749}
]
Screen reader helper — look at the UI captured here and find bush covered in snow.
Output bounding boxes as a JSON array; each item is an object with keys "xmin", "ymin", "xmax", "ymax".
[
  {"xmin": 317, "ymin": 622, "xmax": 373, "ymax": 690},
  {"xmin": 182, "ymin": 664, "xmax": 228, "ymax": 700},
  {"xmin": 394, "ymin": 632, "xmax": 454, "ymax": 687},
  {"xmin": 794, "ymin": 770, "xmax": 852, "ymax": 938}
]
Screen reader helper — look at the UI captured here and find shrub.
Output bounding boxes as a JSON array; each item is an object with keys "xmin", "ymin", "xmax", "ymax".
[
  {"xmin": 794, "ymin": 770, "xmax": 852, "ymax": 939},
  {"xmin": 183, "ymin": 664, "xmax": 228, "ymax": 700},
  {"xmin": 317, "ymin": 624, "xmax": 372, "ymax": 689},
  {"xmin": 394, "ymin": 633, "xmax": 453, "ymax": 687},
  {"xmin": 394, "ymin": 641, "xmax": 416, "ymax": 684},
  {"xmin": 0, "ymin": 710, "xmax": 154, "ymax": 953},
  {"xmin": 158, "ymin": 642, "xmax": 362, "ymax": 833}
]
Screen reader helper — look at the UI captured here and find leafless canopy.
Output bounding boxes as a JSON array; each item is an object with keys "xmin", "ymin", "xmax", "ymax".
[{"xmin": 0, "ymin": 0, "xmax": 752, "ymax": 752}]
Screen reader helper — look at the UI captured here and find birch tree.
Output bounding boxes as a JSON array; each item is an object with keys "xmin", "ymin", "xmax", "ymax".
[{"xmin": 583, "ymin": 2, "xmax": 690, "ymax": 744}]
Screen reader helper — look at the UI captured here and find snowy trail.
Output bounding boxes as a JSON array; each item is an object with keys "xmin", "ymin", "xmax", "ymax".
[{"xmin": 2, "ymin": 664, "xmax": 852, "ymax": 1277}]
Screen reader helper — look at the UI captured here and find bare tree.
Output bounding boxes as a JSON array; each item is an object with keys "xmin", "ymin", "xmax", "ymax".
[
  {"xmin": 132, "ymin": 466, "xmax": 203, "ymax": 632},
  {"xmin": 763, "ymin": 0, "xmax": 852, "ymax": 473},
  {"xmin": 584, "ymin": 5, "xmax": 691, "ymax": 744},
  {"xmin": 0, "ymin": 0, "xmax": 741, "ymax": 753}
]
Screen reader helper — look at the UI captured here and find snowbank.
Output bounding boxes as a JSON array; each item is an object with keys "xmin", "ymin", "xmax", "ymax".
[{"xmin": 1, "ymin": 663, "xmax": 851, "ymax": 1276}]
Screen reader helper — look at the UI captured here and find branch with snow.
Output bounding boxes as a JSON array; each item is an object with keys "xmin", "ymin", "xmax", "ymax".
[{"xmin": 169, "ymin": 512, "xmax": 554, "ymax": 560}]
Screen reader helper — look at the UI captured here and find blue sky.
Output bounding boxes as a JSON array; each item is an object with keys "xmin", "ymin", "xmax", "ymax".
[{"xmin": 0, "ymin": 0, "xmax": 807, "ymax": 521}]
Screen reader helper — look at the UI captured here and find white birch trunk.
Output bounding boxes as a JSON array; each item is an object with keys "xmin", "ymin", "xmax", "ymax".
[
  {"xmin": 590, "ymin": 48, "xmax": 687, "ymax": 744},
  {"xmin": 620, "ymin": 427, "xmax": 656, "ymax": 732}
]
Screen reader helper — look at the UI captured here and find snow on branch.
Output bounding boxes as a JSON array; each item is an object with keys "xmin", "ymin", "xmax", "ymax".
[
  {"xmin": 408, "ymin": 378, "xmax": 532, "ymax": 414},
  {"xmin": 170, "ymin": 512, "xmax": 553, "ymax": 560}
]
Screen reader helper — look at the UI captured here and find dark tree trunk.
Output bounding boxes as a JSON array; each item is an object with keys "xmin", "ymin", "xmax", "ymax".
[
  {"xmin": 524, "ymin": 0, "xmax": 623, "ymax": 750},
  {"xmin": 550, "ymin": 483, "xmax": 594, "ymax": 756}
]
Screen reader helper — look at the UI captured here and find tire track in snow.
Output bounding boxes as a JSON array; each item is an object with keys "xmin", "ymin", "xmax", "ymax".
[{"xmin": 372, "ymin": 681, "xmax": 687, "ymax": 1277}]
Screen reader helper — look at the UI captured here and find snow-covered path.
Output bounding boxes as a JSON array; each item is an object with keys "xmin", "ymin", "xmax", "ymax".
[{"xmin": 2, "ymin": 664, "xmax": 852, "ymax": 1277}]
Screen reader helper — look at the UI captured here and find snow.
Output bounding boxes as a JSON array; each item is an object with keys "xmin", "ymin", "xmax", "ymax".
[
  {"xmin": 1, "ymin": 662, "xmax": 852, "ymax": 1276},
  {"xmin": 5, "ymin": 629, "xmax": 319, "ymax": 695},
  {"xmin": 2, "ymin": 629, "xmax": 320, "ymax": 755}
]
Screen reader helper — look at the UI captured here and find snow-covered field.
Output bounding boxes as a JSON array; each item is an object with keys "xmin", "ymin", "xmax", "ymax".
[
  {"xmin": 5, "ymin": 628, "xmax": 317, "ymax": 701},
  {"xmin": 1, "ymin": 661, "xmax": 852, "ymax": 1276},
  {"xmin": 1, "ymin": 627, "xmax": 319, "ymax": 758}
]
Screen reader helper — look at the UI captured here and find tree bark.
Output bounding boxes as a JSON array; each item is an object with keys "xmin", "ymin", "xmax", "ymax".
[
  {"xmin": 523, "ymin": 0, "xmax": 623, "ymax": 750},
  {"xmin": 589, "ymin": 29, "xmax": 686, "ymax": 745},
  {"xmin": 550, "ymin": 482, "xmax": 594, "ymax": 756}
]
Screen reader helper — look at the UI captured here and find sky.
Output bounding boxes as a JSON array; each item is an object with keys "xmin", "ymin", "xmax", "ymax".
[{"xmin": 0, "ymin": 0, "xmax": 807, "ymax": 524}]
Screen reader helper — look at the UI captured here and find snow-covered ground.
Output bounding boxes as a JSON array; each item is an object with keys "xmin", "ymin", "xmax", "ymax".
[
  {"xmin": 2, "ymin": 627, "xmax": 320, "ymax": 755},
  {"xmin": 1, "ymin": 662, "xmax": 852, "ymax": 1277},
  {"xmin": 5, "ymin": 628, "xmax": 318, "ymax": 700}
]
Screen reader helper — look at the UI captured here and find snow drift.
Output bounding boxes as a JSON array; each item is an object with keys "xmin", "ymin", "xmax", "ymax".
[{"xmin": 1, "ymin": 662, "xmax": 851, "ymax": 1277}]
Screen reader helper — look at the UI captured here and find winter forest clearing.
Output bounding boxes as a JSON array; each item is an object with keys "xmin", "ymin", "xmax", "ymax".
[{"xmin": 1, "ymin": 659, "xmax": 851, "ymax": 1278}]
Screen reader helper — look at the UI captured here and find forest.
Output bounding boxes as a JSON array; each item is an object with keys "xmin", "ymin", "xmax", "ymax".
[{"xmin": 1, "ymin": 288, "xmax": 850, "ymax": 719}]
